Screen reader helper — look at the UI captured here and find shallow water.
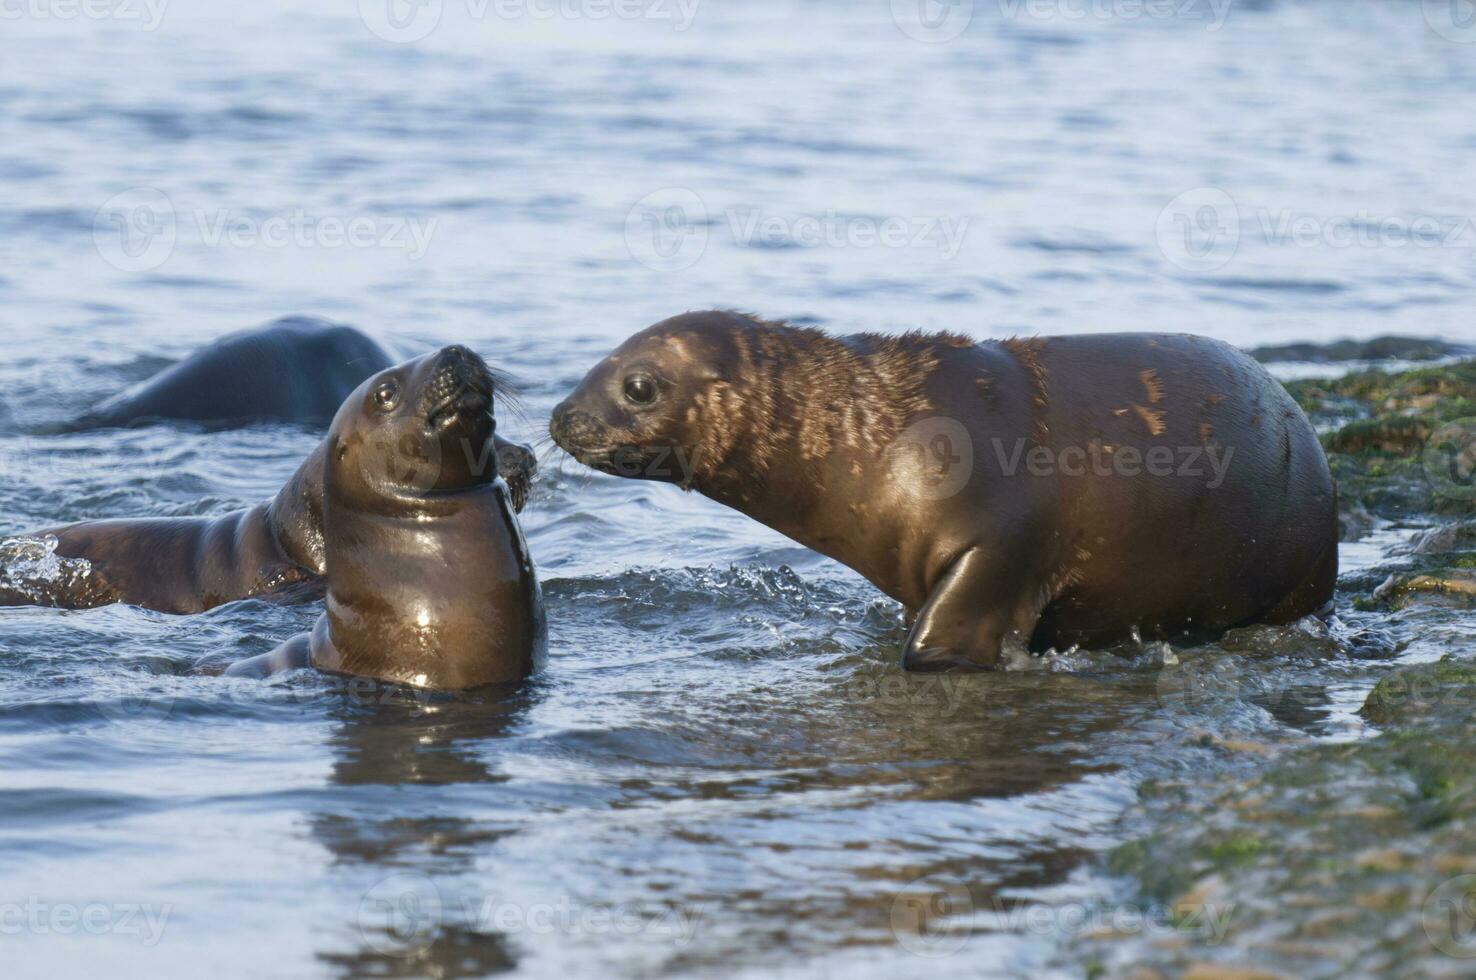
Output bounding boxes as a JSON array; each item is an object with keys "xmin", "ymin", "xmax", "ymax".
[{"xmin": 0, "ymin": 2, "xmax": 1473, "ymax": 977}]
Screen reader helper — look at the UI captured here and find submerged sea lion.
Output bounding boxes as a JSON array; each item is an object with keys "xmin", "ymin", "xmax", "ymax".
[
  {"xmin": 550, "ymin": 311, "xmax": 1338, "ymax": 671},
  {"xmin": 63, "ymin": 316, "xmax": 397, "ymax": 431},
  {"xmin": 225, "ymin": 345, "xmax": 545, "ymax": 688}
]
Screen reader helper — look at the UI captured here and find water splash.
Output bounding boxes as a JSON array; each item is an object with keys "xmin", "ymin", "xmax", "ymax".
[{"xmin": 0, "ymin": 535, "xmax": 96, "ymax": 604}]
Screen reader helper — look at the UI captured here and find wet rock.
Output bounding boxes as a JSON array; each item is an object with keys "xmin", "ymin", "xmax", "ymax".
[
  {"xmin": 1250, "ymin": 336, "xmax": 1467, "ymax": 364},
  {"xmin": 1406, "ymin": 521, "xmax": 1476, "ymax": 555},
  {"xmin": 1371, "ymin": 569, "xmax": 1476, "ymax": 609},
  {"xmin": 1337, "ymin": 501, "xmax": 1376, "ymax": 542}
]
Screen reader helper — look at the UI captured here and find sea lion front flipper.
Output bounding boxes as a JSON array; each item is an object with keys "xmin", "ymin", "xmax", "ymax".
[
  {"xmin": 901, "ymin": 548, "xmax": 1040, "ymax": 672},
  {"xmin": 222, "ymin": 632, "xmax": 313, "ymax": 679},
  {"xmin": 493, "ymin": 433, "xmax": 536, "ymax": 513}
]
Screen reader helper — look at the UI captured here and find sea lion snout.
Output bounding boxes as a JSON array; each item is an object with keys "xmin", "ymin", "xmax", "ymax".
[
  {"xmin": 548, "ymin": 400, "xmax": 610, "ymax": 465},
  {"xmin": 423, "ymin": 345, "xmax": 495, "ymax": 431}
]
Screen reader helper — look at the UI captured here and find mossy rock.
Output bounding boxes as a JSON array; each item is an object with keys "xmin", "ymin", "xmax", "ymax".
[
  {"xmin": 1286, "ymin": 360, "xmax": 1476, "ymax": 524},
  {"xmin": 1362, "ymin": 655, "xmax": 1476, "ymax": 727},
  {"xmin": 1286, "ymin": 359, "xmax": 1476, "ymax": 421}
]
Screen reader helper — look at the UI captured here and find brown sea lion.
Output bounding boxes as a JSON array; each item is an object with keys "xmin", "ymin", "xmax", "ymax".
[
  {"xmin": 225, "ymin": 344, "xmax": 545, "ymax": 688},
  {"xmin": 550, "ymin": 311, "xmax": 1338, "ymax": 671}
]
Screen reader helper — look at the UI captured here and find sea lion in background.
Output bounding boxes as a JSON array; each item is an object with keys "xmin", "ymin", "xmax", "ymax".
[
  {"xmin": 225, "ymin": 345, "xmax": 545, "ymax": 688},
  {"xmin": 550, "ymin": 311, "xmax": 1338, "ymax": 671},
  {"xmin": 62, "ymin": 316, "xmax": 397, "ymax": 431}
]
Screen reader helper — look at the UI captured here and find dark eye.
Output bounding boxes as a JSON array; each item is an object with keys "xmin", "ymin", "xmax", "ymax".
[
  {"xmin": 623, "ymin": 376, "xmax": 658, "ymax": 406},
  {"xmin": 372, "ymin": 382, "xmax": 399, "ymax": 411}
]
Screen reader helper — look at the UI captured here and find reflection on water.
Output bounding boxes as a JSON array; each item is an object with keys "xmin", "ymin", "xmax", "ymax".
[{"xmin": 0, "ymin": 1, "xmax": 1472, "ymax": 976}]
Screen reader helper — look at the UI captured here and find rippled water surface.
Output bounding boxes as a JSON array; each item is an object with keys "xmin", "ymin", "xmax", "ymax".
[{"xmin": 1, "ymin": 2, "xmax": 1473, "ymax": 977}]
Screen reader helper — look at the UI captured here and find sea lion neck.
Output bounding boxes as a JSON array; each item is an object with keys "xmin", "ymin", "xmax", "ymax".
[{"xmin": 688, "ymin": 318, "xmax": 944, "ymax": 495}]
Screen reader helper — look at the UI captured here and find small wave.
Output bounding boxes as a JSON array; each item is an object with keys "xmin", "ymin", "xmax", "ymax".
[
  {"xmin": 1195, "ymin": 276, "xmax": 1348, "ymax": 295},
  {"xmin": 0, "ymin": 535, "xmax": 96, "ymax": 606}
]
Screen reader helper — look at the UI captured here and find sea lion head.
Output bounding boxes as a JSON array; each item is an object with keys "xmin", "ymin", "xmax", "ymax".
[
  {"xmin": 329, "ymin": 345, "xmax": 502, "ymax": 508},
  {"xmin": 548, "ymin": 311, "xmax": 746, "ymax": 487}
]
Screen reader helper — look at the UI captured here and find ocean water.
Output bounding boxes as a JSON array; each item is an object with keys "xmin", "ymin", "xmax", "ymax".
[{"xmin": 0, "ymin": 2, "xmax": 1472, "ymax": 977}]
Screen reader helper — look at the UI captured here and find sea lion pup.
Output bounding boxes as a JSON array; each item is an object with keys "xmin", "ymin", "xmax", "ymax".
[
  {"xmin": 225, "ymin": 345, "xmax": 546, "ymax": 688},
  {"xmin": 5, "ymin": 357, "xmax": 535, "ymax": 614},
  {"xmin": 550, "ymin": 311, "xmax": 1338, "ymax": 672}
]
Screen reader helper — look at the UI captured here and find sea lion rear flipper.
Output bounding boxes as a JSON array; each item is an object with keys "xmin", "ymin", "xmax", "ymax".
[
  {"xmin": 222, "ymin": 633, "xmax": 313, "ymax": 679},
  {"xmin": 902, "ymin": 548, "xmax": 1039, "ymax": 672}
]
